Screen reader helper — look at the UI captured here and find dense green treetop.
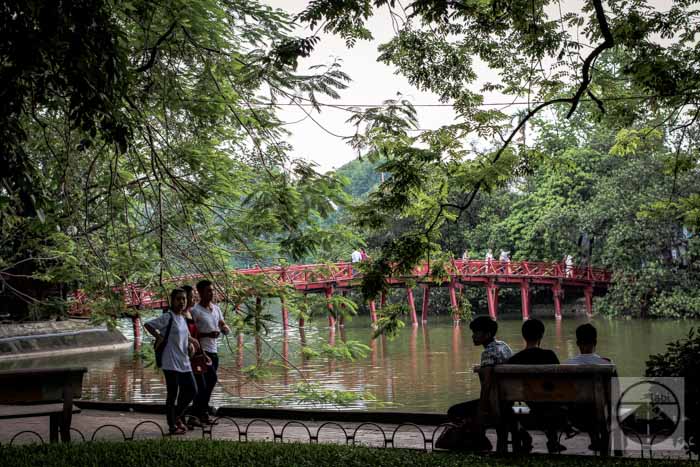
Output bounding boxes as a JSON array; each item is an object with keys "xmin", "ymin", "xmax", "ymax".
[{"xmin": 0, "ymin": 0, "xmax": 354, "ymax": 319}]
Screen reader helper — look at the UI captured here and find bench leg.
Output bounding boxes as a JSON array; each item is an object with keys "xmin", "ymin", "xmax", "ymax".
[
  {"xmin": 496, "ymin": 425, "xmax": 509, "ymax": 453},
  {"xmin": 61, "ymin": 382, "xmax": 74, "ymax": 442},
  {"xmin": 49, "ymin": 414, "xmax": 60, "ymax": 443}
]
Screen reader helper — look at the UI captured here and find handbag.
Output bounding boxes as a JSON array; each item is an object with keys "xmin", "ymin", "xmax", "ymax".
[
  {"xmin": 153, "ymin": 312, "xmax": 174, "ymax": 368},
  {"xmin": 191, "ymin": 351, "xmax": 209, "ymax": 374}
]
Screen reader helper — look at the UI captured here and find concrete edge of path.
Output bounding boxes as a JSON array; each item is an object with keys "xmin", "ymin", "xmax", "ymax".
[{"xmin": 75, "ymin": 400, "xmax": 450, "ymax": 425}]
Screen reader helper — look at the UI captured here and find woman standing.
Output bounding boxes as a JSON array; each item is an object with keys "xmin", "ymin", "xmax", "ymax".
[{"xmin": 145, "ymin": 288, "xmax": 199, "ymax": 435}]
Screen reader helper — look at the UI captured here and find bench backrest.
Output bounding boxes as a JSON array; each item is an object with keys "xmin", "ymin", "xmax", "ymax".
[
  {"xmin": 489, "ymin": 364, "xmax": 616, "ymax": 403},
  {"xmin": 0, "ymin": 367, "xmax": 87, "ymax": 403}
]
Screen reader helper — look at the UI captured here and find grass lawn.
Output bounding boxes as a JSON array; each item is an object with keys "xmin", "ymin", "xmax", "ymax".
[{"xmin": 1, "ymin": 440, "xmax": 695, "ymax": 466}]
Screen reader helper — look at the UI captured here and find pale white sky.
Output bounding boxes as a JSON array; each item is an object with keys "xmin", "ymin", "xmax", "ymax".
[
  {"xmin": 261, "ymin": 0, "xmax": 603, "ymax": 173},
  {"xmin": 262, "ymin": 0, "xmax": 465, "ymax": 172}
]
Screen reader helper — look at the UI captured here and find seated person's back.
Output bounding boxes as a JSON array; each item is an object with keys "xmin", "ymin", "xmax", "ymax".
[
  {"xmin": 507, "ymin": 319, "xmax": 564, "ymax": 453},
  {"xmin": 508, "ymin": 318, "xmax": 559, "ymax": 365},
  {"xmin": 563, "ymin": 323, "xmax": 614, "ymax": 453},
  {"xmin": 564, "ymin": 323, "xmax": 612, "ymax": 365}
]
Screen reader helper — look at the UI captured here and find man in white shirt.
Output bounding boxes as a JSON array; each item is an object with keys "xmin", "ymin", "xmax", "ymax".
[
  {"xmin": 565, "ymin": 323, "xmax": 613, "ymax": 452},
  {"xmin": 564, "ymin": 323, "xmax": 612, "ymax": 365},
  {"xmin": 191, "ymin": 279, "xmax": 230, "ymax": 424}
]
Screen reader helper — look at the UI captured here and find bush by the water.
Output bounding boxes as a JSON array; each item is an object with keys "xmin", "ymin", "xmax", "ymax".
[
  {"xmin": 0, "ymin": 440, "xmax": 696, "ymax": 467},
  {"xmin": 646, "ymin": 328, "xmax": 700, "ymax": 454}
]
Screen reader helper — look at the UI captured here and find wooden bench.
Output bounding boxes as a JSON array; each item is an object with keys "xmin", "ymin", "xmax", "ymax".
[
  {"xmin": 477, "ymin": 364, "xmax": 621, "ymax": 456},
  {"xmin": 0, "ymin": 367, "xmax": 86, "ymax": 442}
]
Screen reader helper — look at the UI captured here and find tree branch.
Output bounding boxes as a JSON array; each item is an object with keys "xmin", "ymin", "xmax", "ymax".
[
  {"xmin": 135, "ymin": 21, "xmax": 178, "ymax": 73},
  {"xmin": 565, "ymin": 0, "xmax": 614, "ymax": 118}
]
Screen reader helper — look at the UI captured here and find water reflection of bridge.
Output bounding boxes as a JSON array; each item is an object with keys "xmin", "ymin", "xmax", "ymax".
[
  {"xmin": 216, "ymin": 320, "xmax": 569, "ymax": 409},
  {"xmin": 113, "ymin": 260, "xmax": 610, "ymax": 330},
  {"xmin": 78, "ymin": 319, "xmax": 567, "ymax": 410}
]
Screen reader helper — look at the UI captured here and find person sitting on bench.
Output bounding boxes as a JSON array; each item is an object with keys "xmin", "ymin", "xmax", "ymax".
[
  {"xmin": 446, "ymin": 316, "xmax": 513, "ymax": 451},
  {"xmin": 565, "ymin": 323, "xmax": 613, "ymax": 451},
  {"xmin": 564, "ymin": 323, "xmax": 612, "ymax": 365},
  {"xmin": 507, "ymin": 318, "xmax": 566, "ymax": 453}
]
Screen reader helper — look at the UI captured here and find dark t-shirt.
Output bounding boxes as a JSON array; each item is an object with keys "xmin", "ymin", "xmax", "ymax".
[{"xmin": 507, "ymin": 347, "xmax": 560, "ymax": 365}]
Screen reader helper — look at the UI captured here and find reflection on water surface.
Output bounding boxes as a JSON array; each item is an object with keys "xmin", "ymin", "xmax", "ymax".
[{"xmin": 2, "ymin": 312, "xmax": 696, "ymax": 412}]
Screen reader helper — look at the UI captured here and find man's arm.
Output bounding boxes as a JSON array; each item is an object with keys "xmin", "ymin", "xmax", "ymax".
[
  {"xmin": 218, "ymin": 320, "xmax": 230, "ymax": 335},
  {"xmin": 217, "ymin": 308, "xmax": 230, "ymax": 335}
]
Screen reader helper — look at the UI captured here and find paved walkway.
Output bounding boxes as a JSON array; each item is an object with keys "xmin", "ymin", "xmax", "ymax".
[{"xmin": 0, "ymin": 409, "xmax": 689, "ymax": 460}]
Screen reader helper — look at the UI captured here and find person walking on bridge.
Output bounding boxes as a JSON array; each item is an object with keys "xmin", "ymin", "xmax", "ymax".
[
  {"xmin": 351, "ymin": 248, "xmax": 362, "ymax": 276},
  {"xmin": 564, "ymin": 254, "xmax": 574, "ymax": 278},
  {"xmin": 499, "ymin": 250, "xmax": 510, "ymax": 274},
  {"xmin": 191, "ymin": 280, "xmax": 230, "ymax": 425}
]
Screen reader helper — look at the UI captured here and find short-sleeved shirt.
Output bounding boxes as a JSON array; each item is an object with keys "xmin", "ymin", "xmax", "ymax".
[
  {"xmin": 146, "ymin": 311, "xmax": 191, "ymax": 373},
  {"xmin": 192, "ymin": 303, "xmax": 224, "ymax": 353},
  {"xmin": 480, "ymin": 339, "xmax": 513, "ymax": 367},
  {"xmin": 564, "ymin": 353, "xmax": 612, "ymax": 365},
  {"xmin": 351, "ymin": 251, "xmax": 362, "ymax": 262},
  {"xmin": 508, "ymin": 347, "xmax": 560, "ymax": 365}
]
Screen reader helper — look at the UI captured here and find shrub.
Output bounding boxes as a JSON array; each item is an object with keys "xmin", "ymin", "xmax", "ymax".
[
  {"xmin": 646, "ymin": 329, "xmax": 700, "ymax": 454},
  {"xmin": 0, "ymin": 439, "xmax": 694, "ymax": 467}
]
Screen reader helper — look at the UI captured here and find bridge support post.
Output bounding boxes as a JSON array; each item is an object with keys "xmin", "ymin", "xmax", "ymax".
[
  {"xmin": 486, "ymin": 281, "xmax": 499, "ymax": 320},
  {"xmin": 325, "ymin": 287, "xmax": 336, "ymax": 327},
  {"xmin": 380, "ymin": 291, "xmax": 387, "ymax": 309},
  {"xmin": 520, "ymin": 281, "xmax": 531, "ymax": 320},
  {"xmin": 369, "ymin": 300, "xmax": 377, "ymax": 324},
  {"xmin": 299, "ymin": 294, "xmax": 306, "ymax": 328},
  {"xmin": 449, "ymin": 281, "xmax": 459, "ymax": 322},
  {"xmin": 406, "ymin": 287, "xmax": 418, "ymax": 326},
  {"xmin": 552, "ymin": 282, "xmax": 562, "ymax": 320},
  {"xmin": 421, "ymin": 286, "xmax": 430, "ymax": 323},
  {"xmin": 281, "ymin": 296, "xmax": 289, "ymax": 330},
  {"xmin": 584, "ymin": 286, "xmax": 593, "ymax": 317},
  {"xmin": 339, "ymin": 290, "xmax": 347, "ymax": 327},
  {"xmin": 131, "ymin": 314, "xmax": 141, "ymax": 341}
]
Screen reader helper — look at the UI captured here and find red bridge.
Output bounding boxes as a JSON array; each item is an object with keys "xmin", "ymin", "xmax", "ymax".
[{"xmin": 99, "ymin": 260, "xmax": 611, "ymax": 330}]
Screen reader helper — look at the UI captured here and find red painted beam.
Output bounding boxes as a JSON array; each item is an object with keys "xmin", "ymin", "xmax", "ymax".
[
  {"xmin": 280, "ymin": 296, "xmax": 289, "ymax": 330},
  {"xmin": 324, "ymin": 286, "xmax": 335, "ymax": 328},
  {"xmin": 449, "ymin": 281, "xmax": 459, "ymax": 322},
  {"xmin": 486, "ymin": 281, "xmax": 499, "ymax": 320},
  {"xmin": 520, "ymin": 281, "xmax": 530, "ymax": 321},
  {"xmin": 369, "ymin": 300, "xmax": 377, "ymax": 323},
  {"xmin": 339, "ymin": 290, "xmax": 347, "ymax": 327},
  {"xmin": 421, "ymin": 286, "xmax": 430, "ymax": 323},
  {"xmin": 406, "ymin": 287, "xmax": 418, "ymax": 326},
  {"xmin": 584, "ymin": 285, "xmax": 593, "ymax": 317},
  {"xmin": 552, "ymin": 282, "xmax": 563, "ymax": 320}
]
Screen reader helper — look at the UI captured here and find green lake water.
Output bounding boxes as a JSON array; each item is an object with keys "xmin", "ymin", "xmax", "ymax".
[{"xmin": 2, "ymin": 311, "xmax": 697, "ymax": 412}]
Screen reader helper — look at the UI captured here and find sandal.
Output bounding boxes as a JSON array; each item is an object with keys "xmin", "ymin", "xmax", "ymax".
[{"xmin": 177, "ymin": 417, "xmax": 189, "ymax": 430}]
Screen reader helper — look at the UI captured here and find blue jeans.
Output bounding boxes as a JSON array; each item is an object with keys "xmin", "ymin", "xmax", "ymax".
[{"xmin": 163, "ymin": 370, "xmax": 197, "ymax": 431}]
